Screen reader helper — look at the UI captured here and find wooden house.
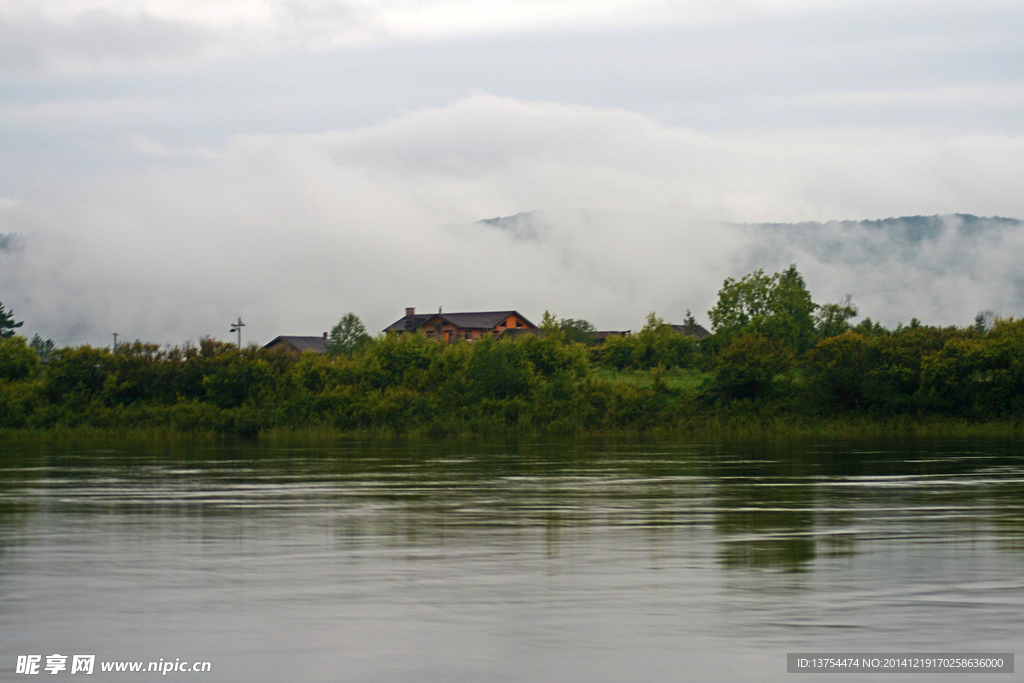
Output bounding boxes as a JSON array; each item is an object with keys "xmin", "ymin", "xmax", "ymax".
[{"xmin": 383, "ymin": 308, "xmax": 536, "ymax": 343}]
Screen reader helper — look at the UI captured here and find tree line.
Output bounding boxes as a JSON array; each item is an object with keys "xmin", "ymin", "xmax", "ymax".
[{"xmin": 1, "ymin": 266, "xmax": 1022, "ymax": 436}]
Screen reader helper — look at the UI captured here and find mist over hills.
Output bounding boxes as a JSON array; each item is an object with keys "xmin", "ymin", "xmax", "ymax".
[
  {"xmin": 478, "ymin": 211, "xmax": 1024, "ymax": 329},
  {"xmin": 739, "ymin": 213, "xmax": 1024, "ymax": 269},
  {"xmin": 0, "ymin": 233, "xmax": 19, "ymax": 252},
  {"xmin": 480, "ymin": 211, "xmax": 1023, "ymax": 262},
  {"xmin": 2, "ymin": 208, "xmax": 1021, "ymax": 347}
]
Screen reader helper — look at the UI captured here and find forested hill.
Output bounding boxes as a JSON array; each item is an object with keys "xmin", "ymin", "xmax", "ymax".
[
  {"xmin": 479, "ymin": 212, "xmax": 1023, "ymax": 249},
  {"xmin": 754, "ymin": 213, "xmax": 1022, "ymax": 235},
  {"xmin": 738, "ymin": 213, "xmax": 1023, "ymax": 264}
]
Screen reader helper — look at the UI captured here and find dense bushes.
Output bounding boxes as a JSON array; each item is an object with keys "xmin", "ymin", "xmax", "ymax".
[
  {"xmin": 592, "ymin": 314, "xmax": 696, "ymax": 370},
  {"xmin": 919, "ymin": 319, "xmax": 1024, "ymax": 414},
  {"xmin": 0, "ymin": 331, "xmax": 652, "ymax": 434},
  {"xmin": 0, "ymin": 336, "xmax": 39, "ymax": 381},
  {"xmin": 713, "ymin": 335, "xmax": 794, "ymax": 399},
  {"xmin": 2, "ymin": 313, "xmax": 1024, "ymax": 436}
]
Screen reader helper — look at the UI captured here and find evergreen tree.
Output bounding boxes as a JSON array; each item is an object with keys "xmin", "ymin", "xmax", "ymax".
[
  {"xmin": 0, "ymin": 300, "xmax": 23, "ymax": 338},
  {"xmin": 326, "ymin": 313, "xmax": 370, "ymax": 355},
  {"xmin": 29, "ymin": 334, "xmax": 57, "ymax": 361}
]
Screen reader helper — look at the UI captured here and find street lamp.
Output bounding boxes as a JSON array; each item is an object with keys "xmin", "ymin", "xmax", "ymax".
[{"xmin": 229, "ymin": 317, "xmax": 245, "ymax": 348}]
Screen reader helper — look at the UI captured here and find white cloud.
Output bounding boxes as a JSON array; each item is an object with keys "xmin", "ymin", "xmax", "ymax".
[
  {"xmin": 1, "ymin": 0, "xmax": 958, "ymax": 73},
  {"xmin": 0, "ymin": 9, "xmax": 217, "ymax": 72}
]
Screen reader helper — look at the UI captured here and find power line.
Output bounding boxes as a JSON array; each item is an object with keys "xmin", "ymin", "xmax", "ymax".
[{"xmin": 229, "ymin": 317, "xmax": 245, "ymax": 348}]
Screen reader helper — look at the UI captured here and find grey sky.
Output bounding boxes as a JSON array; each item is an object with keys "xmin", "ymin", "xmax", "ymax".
[{"xmin": 1, "ymin": 0, "xmax": 1022, "ymax": 345}]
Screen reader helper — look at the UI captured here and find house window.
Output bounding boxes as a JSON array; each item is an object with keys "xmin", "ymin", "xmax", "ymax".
[
  {"xmin": 404, "ymin": 319, "xmax": 413, "ymax": 328},
  {"xmin": 516, "ymin": 320, "xmax": 523, "ymax": 328}
]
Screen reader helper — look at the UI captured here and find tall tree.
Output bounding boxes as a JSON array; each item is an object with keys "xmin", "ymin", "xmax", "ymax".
[
  {"xmin": 29, "ymin": 334, "xmax": 57, "ymax": 361},
  {"xmin": 0, "ymin": 300, "xmax": 24, "ymax": 338},
  {"xmin": 816, "ymin": 295, "xmax": 859, "ymax": 339},
  {"xmin": 973, "ymin": 310, "xmax": 996, "ymax": 335},
  {"xmin": 708, "ymin": 265, "xmax": 818, "ymax": 353},
  {"xmin": 744, "ymin": 265, "xmax": 816, "ymax": 352},
  {"xmin": 558, "ymin": 318, "xmax": 596, "ymax": 345},
  {"xmin": 707, "ymin": 269, "xmax": 775, "ymax": 334},
  {"xmin": 538, "ymin": 311, "xmax": 565, "ymax": 342},
  {"xmin": 327, "ymin": 313, "xmax": 370, "ymax": 355}
]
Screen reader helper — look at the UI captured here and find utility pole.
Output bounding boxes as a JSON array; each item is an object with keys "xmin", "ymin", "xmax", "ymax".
[
  {"xmin": 229, "ymin": 317, "xmax": 245, "ymax": 348},
  {"xmin": 112, "ymin": 332, "xmax": 119, "ymax": 351}
]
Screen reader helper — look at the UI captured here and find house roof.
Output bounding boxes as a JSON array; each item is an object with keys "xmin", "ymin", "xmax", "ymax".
[
  {"xmin": 264, "ymin": 335, "xmax": 327, "ymax": 353},
  {"xmin": 669, "ymin": 323, "xmax": 711, "ymax": 339},
  {"xmin": 382, "ymin": 314, "xmax": 434, "ymax": 333},
  {"xmin": 384, "ymin": 310, "xmax": 535, "ymax": 333},
  {"xmin": 593, "ymin": 330, "xmax": 630, "ymax": 340}
]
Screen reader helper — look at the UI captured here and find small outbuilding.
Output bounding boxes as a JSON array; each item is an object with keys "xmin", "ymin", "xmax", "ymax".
[
  {"xmin": 593, "ymin": 330, "xmax": 631, "ymax": 344},
  {"xmin": 264, "ymin": 334, "xmax": 328, "ymax": 354},
  {"xmin": 669, "ymin": 323, "xmax": 711, "ymax": 340}
]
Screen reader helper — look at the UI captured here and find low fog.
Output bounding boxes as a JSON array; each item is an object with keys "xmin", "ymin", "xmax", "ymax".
[{"xmin": 1, "ymin": 94, "xmax": 1022, "ymax": 346}]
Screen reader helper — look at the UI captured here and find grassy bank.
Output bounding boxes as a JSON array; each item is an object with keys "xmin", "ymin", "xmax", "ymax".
[{"xmin": 4, "ymin": 412, "xmax": 1021, "ymax": 444}]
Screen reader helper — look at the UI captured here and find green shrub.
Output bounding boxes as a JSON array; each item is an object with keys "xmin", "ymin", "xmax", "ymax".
[
  {"xmin": 713, "ymin": 335, "xmax": 795, "ymax": 399},
  {"xmin": 0, "ymin": 336, "xmax": 39, "ymax": 381},
  {"xmin": 593, "ymin": 314, "xmax": 696, "ymax": 370},
  {"xmin": 465, "ymin": 337, "xmax": 536, "ymax": 400},
  {"xmin": 202, "ymin": 356, "xmax": 276, "ymax": 408},
  {"xmin": 43, "ymin": 346, "xmax": 114, "ymax": 402},
  {"xmin": 805, "ymin": 332, "xmax": 874, "ymax": 407}
]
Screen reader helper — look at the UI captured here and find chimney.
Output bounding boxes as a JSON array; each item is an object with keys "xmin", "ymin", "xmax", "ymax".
[{"xmin": 405, "ymin": 307, "xmax": 415, "ymax": 317}]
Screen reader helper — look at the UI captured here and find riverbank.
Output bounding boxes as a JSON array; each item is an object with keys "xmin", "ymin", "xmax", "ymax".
[
  {"xmin": 4, "ymin": 413, "xmax": 1021, "ymax": 443},
  {"xmin": 3, "ymin": 316, "xmax": 1023, "ymax": 441}
]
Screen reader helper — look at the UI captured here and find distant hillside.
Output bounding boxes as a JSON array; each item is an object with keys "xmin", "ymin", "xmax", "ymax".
[
  {"xmin": 741, "ymin": 214, "xmax": 1024, "ymax": 267},
  {"xmin": 480, "ymin": 211, "xmax": 1022, "ymax": 246},
  {"xmin": 479, "ymin": 212, "xmax": 542, "ymax": 241},
  {"xmin": 475, "ymin": 211, "xmax": 1024, "ymax": 326},
  {"xmin": 477, "ymin": 211, "xmax": 1023, "ymax": 270},
  {"xmin": 756, "ymin": 213, "xmax": 1022, "ymax": 237}
]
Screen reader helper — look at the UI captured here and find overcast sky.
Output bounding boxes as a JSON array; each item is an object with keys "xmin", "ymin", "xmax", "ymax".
[{"xmin": 1, "ymin": 0, "xmax": 1022, "ymax": 346}]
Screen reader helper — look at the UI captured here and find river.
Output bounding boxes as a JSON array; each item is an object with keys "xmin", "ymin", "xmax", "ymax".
[{"xmin": 1, "ymin": 438, "xmax": 1021, "ymax": 681}]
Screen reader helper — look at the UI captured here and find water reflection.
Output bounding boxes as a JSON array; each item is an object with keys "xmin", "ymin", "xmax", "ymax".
[
  {"xmin": 0, "ymin": 437, "xmax": 1022, "ymax": 683},
  {"xmin": 1, "ymin": 438, "xmax": 1021, "ymax": 564}
]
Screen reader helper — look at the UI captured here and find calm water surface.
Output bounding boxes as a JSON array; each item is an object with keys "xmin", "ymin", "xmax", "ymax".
[{"xmin": 1, "ymin": 438, "xmax": 1022, "ymax": 682}]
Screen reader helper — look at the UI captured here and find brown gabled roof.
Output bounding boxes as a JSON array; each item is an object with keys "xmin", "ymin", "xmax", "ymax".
[
  {"xmin": 264, "ymin": 335, "xmax": 327, "ymax": 353},
  {"xmin": 437, "ymin": 311, "xmax": 535, "ymax": 329},
  {"xmin": 384, "ymin": 310, "xmax": 535, "ymax": 333},
  {"xmin": 669, "ymin": 323, "xmax": 711, "ymax": 339},
  {"xmin": 382, "ymin": 314, "xmax": 435, "ymax": 333}
]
